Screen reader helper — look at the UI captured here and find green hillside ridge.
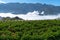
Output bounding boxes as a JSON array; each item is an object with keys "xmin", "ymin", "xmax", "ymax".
[{"xmin": 0, "ymin": 20, "xmax": 60, "ymax": 40}]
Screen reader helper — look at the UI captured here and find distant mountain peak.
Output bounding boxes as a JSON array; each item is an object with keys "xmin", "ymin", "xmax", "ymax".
[{"xmin": 0, "ymin": 3, "xmax": 60, "ymax": 15}]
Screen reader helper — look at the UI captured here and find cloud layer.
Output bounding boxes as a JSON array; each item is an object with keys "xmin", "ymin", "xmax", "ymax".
[{"xmin": 0, "ymin": 11, "xmax": 60, "ymax": 20}]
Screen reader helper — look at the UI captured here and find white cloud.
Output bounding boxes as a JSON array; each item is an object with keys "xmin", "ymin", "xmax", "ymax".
[
  {"xmin": 0, "ymin": 0, "xmax": 6, "ymax": 4},
  {"xmin": 0, "ymin": 11, "xmax": 59, "ymax": 20}
]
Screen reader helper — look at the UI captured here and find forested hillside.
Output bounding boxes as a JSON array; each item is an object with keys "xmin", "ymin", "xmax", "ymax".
[{"xmin": 0, "ymin": 20, "xmax": 60, "ymax": 40}]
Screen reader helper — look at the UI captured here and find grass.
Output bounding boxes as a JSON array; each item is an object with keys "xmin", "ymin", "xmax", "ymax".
[{"xmin": 0, "ymin": 20, "xmax": 60, "ymax": 40}]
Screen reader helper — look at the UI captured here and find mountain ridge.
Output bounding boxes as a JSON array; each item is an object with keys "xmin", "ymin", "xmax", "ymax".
[{"xmin": 0, "ymin": 3, "xmax": 60, "ymax": 15}]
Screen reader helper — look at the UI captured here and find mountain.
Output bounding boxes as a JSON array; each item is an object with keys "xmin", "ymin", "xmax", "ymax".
[
  {"xmin": 0, "ymin": 16, "xmax": 3, "ymax": 20},
  {"xmin": 0, "ymin": 3, "xmax": 60, "ymax": 15}
]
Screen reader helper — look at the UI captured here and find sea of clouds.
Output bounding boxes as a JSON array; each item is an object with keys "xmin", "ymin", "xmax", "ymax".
[{"xmin": 0, "ymin": 11, "xmax": 60, "ymax": 20}]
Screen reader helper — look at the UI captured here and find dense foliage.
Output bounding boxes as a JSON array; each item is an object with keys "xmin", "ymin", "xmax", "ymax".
[{"xmin": 0, "ymin": 20, "xmax": 60, "ymax": 40}]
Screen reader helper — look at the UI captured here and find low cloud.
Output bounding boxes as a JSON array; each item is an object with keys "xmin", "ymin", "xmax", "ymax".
[{"xmin": 0, "ymin": 11, "xmax": 60, "ymax": 20}]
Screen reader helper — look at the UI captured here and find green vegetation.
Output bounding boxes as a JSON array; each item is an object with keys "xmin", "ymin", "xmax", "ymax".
[
  {"xmin": 2, "ymin": 16, "xmax": 23, "ymax": 21},
  {"xmin": 0, "ymin": 20, "xmax": 60, "ymax": 40}
]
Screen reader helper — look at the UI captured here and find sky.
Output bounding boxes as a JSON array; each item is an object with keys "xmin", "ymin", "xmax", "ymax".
[{"xmin": 0, "ymin": 0, "xmax": 60, "ymax": 6}]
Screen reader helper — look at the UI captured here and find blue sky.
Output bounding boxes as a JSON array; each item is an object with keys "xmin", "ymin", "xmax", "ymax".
[{"xmin": 1, "ymin": 0, "xmax": 60, "ymax": 6}]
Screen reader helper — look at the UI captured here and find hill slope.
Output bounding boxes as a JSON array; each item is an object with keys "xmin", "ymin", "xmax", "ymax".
[{"xmin": 0, "ymin": 20, "xmax": 60, "ymax": 40}]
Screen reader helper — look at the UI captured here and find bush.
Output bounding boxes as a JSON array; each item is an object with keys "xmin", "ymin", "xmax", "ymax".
[{"xmin": 0, "ymin": 20, "xmax": 60, "ymax": 40}]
